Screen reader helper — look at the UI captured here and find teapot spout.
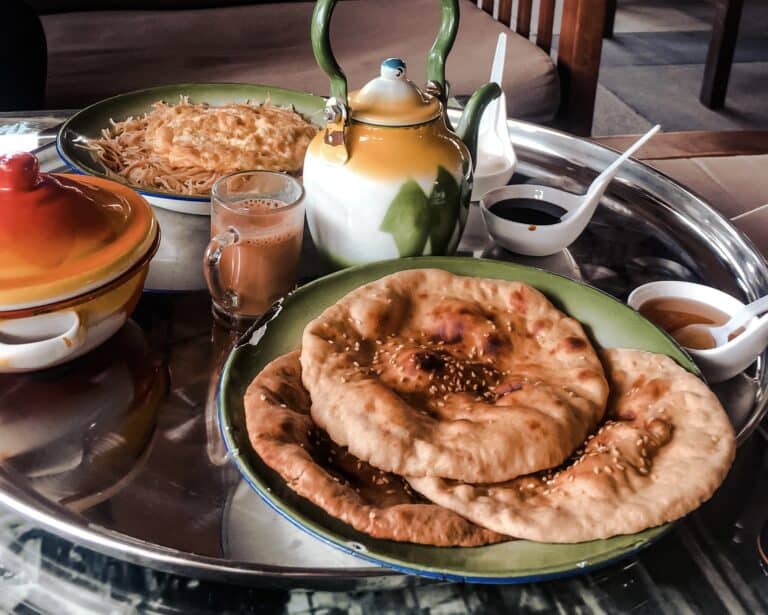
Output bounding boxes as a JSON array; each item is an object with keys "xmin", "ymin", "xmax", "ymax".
[{"xmin": 455, "ymin": 82, "xmax": 502, "ymax": 171}]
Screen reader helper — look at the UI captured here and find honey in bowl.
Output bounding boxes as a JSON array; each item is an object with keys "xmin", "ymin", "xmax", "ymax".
[{"xmin": 638, "ymin": 297, "xmax": 742, "ymax": 350}]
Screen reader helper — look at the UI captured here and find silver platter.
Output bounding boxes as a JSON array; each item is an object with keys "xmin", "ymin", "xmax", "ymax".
[{"xmin": 1, "ymin": 116, "xmax": 765, "ymax": 590}]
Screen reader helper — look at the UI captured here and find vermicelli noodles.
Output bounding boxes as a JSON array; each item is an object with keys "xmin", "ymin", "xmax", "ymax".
[{"xmin": 81, "ymin": 97, "xmax": 318, "ymax": 196}]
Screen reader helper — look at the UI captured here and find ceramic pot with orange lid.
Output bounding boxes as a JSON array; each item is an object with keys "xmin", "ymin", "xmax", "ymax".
[{"xmin": 0, "ymin": 152, "xmax": 159, "ymax": 372}]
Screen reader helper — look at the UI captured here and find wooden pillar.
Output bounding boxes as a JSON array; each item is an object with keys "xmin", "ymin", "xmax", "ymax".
[
  {"xmin": 555, "ymin": 0, "xmax": 607, "ymax": 136},
  {"xmin": 537, "ymin": 0, "xmax": 556, "ymax": 53},
  {"xmin": 498, "ymin": 0, "xmax": 513, "ymax": 27},
  {"xmin": 516, "ymin": 0, "xmax": 532, "ymax": 38}
]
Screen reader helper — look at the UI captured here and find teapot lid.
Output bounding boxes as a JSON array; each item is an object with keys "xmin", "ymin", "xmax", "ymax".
[
  {"xmin": 348, "ymin": 58, "xmax": 442, "ymax": 127},
  {"xmin": 0, "ymin": 152, "xmax": 158, "ymax": 310}
]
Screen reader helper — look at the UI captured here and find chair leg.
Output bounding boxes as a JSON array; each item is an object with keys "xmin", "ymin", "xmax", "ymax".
[
  {"xmin": 700, "ymin": 0, "xmax": 744, "ymax": 109},
  {"xmin": 604, "ymin": 0, "xmax": 617, "ymax": 39}
]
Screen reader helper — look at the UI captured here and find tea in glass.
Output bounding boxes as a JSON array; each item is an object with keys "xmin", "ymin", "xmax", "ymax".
[{"xmin": 204, "ymin": 171, "xmax": 304, "ymax": 327}]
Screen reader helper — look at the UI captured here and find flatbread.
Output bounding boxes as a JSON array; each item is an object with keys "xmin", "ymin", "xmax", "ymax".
[
  {"xmin": 301, "ymin": 269, "xmax": 609, "ymax": 483},
  {"xmin": 244, "ymin": 351, "xmax": 506, "ymax": 547},
  {"xmin": 408, "ymin": 349, "xmax": 736, "ymax": 543}
]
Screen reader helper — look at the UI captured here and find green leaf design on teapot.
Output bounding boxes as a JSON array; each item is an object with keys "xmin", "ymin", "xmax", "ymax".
[
  {"xmin": 379, "ymin": 179, "xmax": 430, "ymax": 256},
  {"xmin": 380, "ymin": 166, "xmax": 464, "ymax": 257},
  {"xmin": 427, "ymin": 166, "xmax": 461, "ymax": 255}
]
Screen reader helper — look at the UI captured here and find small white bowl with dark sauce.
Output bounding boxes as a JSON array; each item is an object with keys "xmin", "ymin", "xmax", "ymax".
[
  {"xmin": 479, "ymin": 126, "xmax": 662, "ymax": 257},
  {"xmin": 479, "ymin": 184, "xmax": 582, "ymax": 256}
]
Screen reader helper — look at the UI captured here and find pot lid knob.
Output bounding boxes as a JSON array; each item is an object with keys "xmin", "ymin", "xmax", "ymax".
[
  {"xmin": 348, "ymin": 57, "xmax": 441, "ymax": 127},
  {"xmin": 0, "ymin": 152, "xmax": 41, "ymax": 191},
  {"xmin": 380, "ymin": 57, "xmax": 407, "ymax": 80}
]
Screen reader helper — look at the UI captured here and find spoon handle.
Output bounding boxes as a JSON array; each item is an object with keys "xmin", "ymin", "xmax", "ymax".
[
  {"xmin": 587, "ymin": 125, "xmax": 661, "ymax": 200},
  {"xmin": 723, "ymin": 295, "xmax": 768, "ymax": 333},
  {"xmin": 479, "ymin": 33, "xmax": 507, "ymax": 135},
  {"xmin": 560, "ymin": 125, "xmax": 661, "ymax": 225},
  {"xmin": 490, "ymin": 33, "xmax": 506, "ymax": 85}
]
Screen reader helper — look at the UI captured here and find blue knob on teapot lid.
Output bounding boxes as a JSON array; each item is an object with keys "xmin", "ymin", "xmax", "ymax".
[
  {"xmin": 348, "ymin": 57, "xmax": 441, "ymax": 127},
  {"xmin": 381, "ymin": 58, "xmax": 407, "ymax": 80}
]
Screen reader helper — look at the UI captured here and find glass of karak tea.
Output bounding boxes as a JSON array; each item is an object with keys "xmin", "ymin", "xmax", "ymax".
[{"xmin": 204, "ymin": 171, "xmax": 304, "ymax": 327}]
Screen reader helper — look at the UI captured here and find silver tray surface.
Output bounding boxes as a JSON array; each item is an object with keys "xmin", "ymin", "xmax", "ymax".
[{"xmin": 1, "ymin": 116, "xmax": 766, "ymax": 590}]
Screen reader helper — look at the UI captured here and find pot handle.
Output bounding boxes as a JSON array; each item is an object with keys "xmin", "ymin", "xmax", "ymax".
[
  {"xmin": 311, "ymin": 0, "xmax": 460, "ymax": 105},
  {"xmin": 0, "ymin": 310, "xmax": 86, "ymax": 371}
]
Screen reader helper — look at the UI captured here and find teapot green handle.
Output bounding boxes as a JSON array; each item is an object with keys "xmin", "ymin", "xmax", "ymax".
[
  {"xmin": 311, "ymin": 0, "xmax": 460, "ymax": 105},
  {"xmin": 427, "ymin": 0, "xmax": 460, "ymax": 96}
]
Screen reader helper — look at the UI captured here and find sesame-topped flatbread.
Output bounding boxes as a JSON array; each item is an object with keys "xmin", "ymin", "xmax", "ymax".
[
  {"xmin": 244, "ymin": 351, "xmax": 506, "ymax": 547},
  {"xmin": 408, "ymin": 349, "xmax": 736, "ymax": 543},
  {"xmin": 300, "ymin": 269, "xmax": 609, "ymax": 483}
]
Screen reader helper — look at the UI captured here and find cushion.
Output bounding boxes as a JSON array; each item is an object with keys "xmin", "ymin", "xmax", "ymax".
[{"xmin": 41, "ymin": 0, "xmax": 559, "ymax": 122}]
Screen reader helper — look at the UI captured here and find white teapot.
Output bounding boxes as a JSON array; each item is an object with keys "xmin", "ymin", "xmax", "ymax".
[{"xmin": 303, "ymin": 0, "xmax": 501, "ymax": 267}]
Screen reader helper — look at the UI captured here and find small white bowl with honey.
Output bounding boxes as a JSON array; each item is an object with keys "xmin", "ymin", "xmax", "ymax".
[{"xmin": 628, "ymin": 281, "xmax": 768, "ymax": 383}]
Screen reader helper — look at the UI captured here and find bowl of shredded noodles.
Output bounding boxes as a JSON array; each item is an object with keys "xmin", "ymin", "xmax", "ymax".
[{"xmin": 57, "ymin": 83, "xmax": 325, "ymax": 215}]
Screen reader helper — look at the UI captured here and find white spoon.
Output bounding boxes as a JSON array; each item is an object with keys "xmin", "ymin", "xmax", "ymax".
[
  {"xmin": 480, "ymin": 124, "xmax": 661, "ymax": 257},
  {"xmin": 471, "ymin": 33, "xmax": 516, "ymax": 200},
  {"xmin": 673, "ymin": 295, "xmax": 768, "ymax": 348}
]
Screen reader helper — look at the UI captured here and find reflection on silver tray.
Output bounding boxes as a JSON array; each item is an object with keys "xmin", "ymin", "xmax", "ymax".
[
  {"xmin": 0, "ymin": 321, "xmax": 165, "ymax": 513},
  {"xmin": 223, "ymin": 481, "xmax": 374, "ymax": 569},
  {"xmin": 0, "ymin": 117, "xmax": 763, "ymax": 589}
]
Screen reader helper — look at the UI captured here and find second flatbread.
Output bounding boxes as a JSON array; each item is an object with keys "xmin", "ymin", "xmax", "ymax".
[
  {"xmin": 409, "ymin": 349, "xmax": 736, "ymax": 543},
  {"xmin": 244, "ymin": 351, "xmax": 506, "ymax": 547}
]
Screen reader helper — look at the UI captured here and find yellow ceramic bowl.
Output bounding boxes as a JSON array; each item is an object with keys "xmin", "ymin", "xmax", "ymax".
[
  {"xmin": 0, "ymin": 233, "xmax": 158, "ymax": 373},
  {"xmin": 0, "ymin": 163, "xmax": 159, "ymax": 373}
]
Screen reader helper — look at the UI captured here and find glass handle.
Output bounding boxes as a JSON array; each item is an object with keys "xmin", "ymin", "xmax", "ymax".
[{"xmin": 204, "ymin": 228, "xmax": 240, "ymax": 310}]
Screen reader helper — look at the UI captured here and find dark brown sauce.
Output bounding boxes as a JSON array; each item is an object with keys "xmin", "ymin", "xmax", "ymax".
[
  {"xmin": 489, "ymin": 198, "xmax": 567, "ymax": 226},
  {"xmin": 638, "ymin": 296, "xmax": 742, "ymax": 350}
]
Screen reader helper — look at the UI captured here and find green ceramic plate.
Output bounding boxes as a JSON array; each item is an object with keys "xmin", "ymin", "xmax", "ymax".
[
  {"xmin": 56, "ymin": 83, "xmax": 325, "ymax": 213},
  {"xmin": 218, "ymin": 257, "xmax": 696, "ymax": 582}
]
